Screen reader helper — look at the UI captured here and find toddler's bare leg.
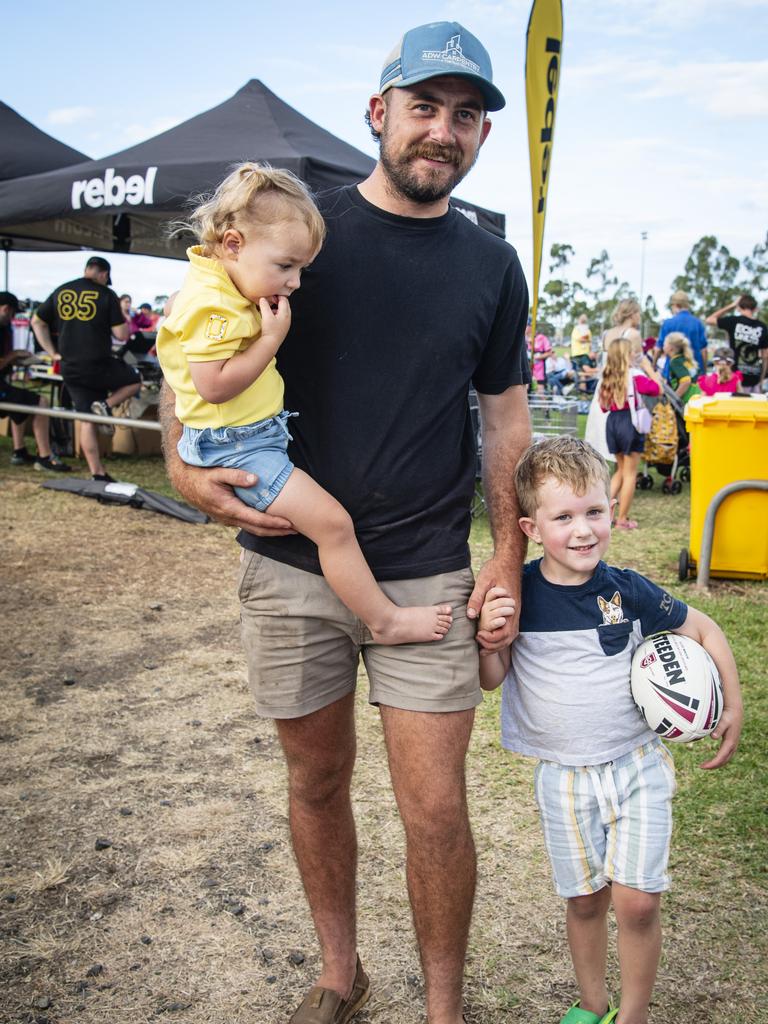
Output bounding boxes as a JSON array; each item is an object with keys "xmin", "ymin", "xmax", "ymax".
[{"xmin": 268, "ymin": 469, "xmax": 452, "ymax": 644}]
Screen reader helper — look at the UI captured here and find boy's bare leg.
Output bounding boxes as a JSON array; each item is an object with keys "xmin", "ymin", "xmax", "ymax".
[
  {"xmin": 275, "ymin": 694, "xmax": 360, "ymax": 998},
  {"xmin": 380, "ymin": 705, "xmax": 475, "ymax": 1024},
  {"xmin": 566, "ymin": 889, "xmax": 612, "ymax": 1016},
  {"xmin": 105, "ymin": 381, "xmax": 140, "ymax": 408},
  {"xmin": 268, "ymin": 468, "xmax": 453, "ymax": 644},
  {"xmin": 611, "ymin": 884, "xmax": 661, "ymax": 1024}
]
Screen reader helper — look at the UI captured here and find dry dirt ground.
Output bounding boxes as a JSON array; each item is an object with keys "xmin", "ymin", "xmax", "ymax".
[{"xmin": 1, "ymin": 474, "xmax": 765, "ymax": 1024}]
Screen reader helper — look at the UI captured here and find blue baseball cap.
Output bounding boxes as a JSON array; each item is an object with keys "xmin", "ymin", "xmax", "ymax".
[{"xmin": 379, "ymin": 22, "xmax": 505, "ymax": 112}]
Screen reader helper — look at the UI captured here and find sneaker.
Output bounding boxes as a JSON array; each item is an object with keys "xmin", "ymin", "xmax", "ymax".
[
  {"xmin": 90, "ymin": 399, "xmax": 115, "ymax": 436},
  {"xmin": 10, "ymin": 448, "xmax": 36, "ymax": 466},
  {"xmin": 92, "ymin": 473, "xmax": 116, "ymax": 483},
  {"xmin": 34, "ymin": 455, "xmax": 72, "ymax": 473}
]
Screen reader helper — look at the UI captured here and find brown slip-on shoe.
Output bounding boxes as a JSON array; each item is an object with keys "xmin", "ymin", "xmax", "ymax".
[{"xmin": 288, "ymin": 956, "xmax": 370, "ymax": 1024}]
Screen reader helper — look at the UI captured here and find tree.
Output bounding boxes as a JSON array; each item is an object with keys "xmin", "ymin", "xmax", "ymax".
[
  {"xmin": 742, "ymin": 232, "xmax": 768, "ymax": 299},
  {"xmin": 671, "ymin": 236, "xmax": 741, "ymax": 313}
]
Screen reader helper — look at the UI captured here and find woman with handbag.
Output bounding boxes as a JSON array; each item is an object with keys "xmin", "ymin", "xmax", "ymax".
[{"xmin": 599, "ymin": 336, "xmax": 662, "ymax": 529}]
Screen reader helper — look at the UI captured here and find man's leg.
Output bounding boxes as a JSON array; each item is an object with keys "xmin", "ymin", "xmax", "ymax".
[
  {"xmin": 79, "ymin": 421, "xmax": 106, "ymax": 476},
  {"xmin": 380, "ymin": 705, "xmax": 475, "ymax": 1024},
  {"xmin": 275, "ymin": 693, "xmax": 360, "ymax": 999}
]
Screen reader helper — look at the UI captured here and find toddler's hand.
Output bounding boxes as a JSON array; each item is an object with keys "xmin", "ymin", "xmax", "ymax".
[
  {"xmin": 478, "ymin": 586, "xmax": 516, "ymax": 632},
  {"xmin": 259, "ymin": 295, "xmax": 291, "ymax": 349}
]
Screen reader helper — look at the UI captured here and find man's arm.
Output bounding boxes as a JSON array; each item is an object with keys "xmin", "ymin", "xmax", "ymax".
[
  {"xmin": 467, "ymin": 384, "xmax": 531, "ymax": 648},
  {"xmin": 112, "ymin": 321, "xmax": 130, "ymax": 342},
  {"xmin": 158, "ymin": 382, "xmax": 295, "ymax": 535},
  {"xmin": 30, "ymin": 314, "xmax": 59, "ymax": 358},
  {"xmin": 704, "ymin": 300, "xmax": 737, "ymax": 327}
]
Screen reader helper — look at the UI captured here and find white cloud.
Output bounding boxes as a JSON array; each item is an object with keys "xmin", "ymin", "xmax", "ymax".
[{"xmin": 47, "ymin": 106, "xmax": 95, "ymax": 126}]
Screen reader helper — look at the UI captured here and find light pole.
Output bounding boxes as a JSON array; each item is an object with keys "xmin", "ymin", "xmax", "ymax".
[{"xmin": 639, "ymin": 231, "xmax": 648, "ymax": 336}]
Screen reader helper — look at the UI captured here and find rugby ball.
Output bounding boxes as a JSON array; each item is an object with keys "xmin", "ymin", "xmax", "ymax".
[{"xmin": 630, "ymin": 632, "xmax": 723, "ymax": 743}]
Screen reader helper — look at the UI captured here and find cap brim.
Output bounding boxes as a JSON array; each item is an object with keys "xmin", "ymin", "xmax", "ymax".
[{"xmin": 386, "ymin": 69, "xmax": 505, "ymax": 111}]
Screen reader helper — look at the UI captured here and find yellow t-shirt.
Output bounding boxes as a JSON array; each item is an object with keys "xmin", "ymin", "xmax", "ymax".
[
  {"xmin": 570, "ymin": 323, "xmax": 592, "ymax": 358},
  {"xmin": 156, "ymin": 246, "xmax": 284, "ymax": 428}
]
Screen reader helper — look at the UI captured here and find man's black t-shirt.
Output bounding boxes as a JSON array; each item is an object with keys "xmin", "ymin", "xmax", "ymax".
[
  {"xmin": 0, "ymin": 322, "xmax": 13, "ymax": 379},
  {"xmin": 716, "ymin": 314, "xmax": 768, "ymax": 386},
  {"xmin": 239, "ymin": 186, "xmax": 530, "ymax": 580},
  {"xmin": 36, "ymin": 278, "xmax": 123, "ymax": 375}
]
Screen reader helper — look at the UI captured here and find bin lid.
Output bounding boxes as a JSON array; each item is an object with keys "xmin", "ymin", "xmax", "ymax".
[{"xmin": 685, "ymin": 394, "xmax": 768, "ymax": 424}]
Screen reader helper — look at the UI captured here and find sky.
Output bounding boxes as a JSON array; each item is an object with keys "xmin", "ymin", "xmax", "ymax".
[{"xmin": 3, "ymin": 0, "xmax": 767, "ymax": 319}]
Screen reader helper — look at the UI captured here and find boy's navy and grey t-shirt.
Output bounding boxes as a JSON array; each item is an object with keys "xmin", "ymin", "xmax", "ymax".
[{"xmin": 501, "ymin": 559, "xmax": 688, "ymax": 767}]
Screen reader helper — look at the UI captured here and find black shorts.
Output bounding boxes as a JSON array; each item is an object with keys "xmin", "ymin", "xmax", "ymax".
[
  {"xmin": 606, "ymin": 408, "xmax": 645, "ymax": 455},
  {"xmin": 62, "ymin": 358, "xmax": 140, "ymax": 412},
  {"xmin": 0, "ymin": 378, "xmax": 42, "ymax": 423}
]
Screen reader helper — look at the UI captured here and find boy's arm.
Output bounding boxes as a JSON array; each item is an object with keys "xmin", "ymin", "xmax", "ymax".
[
  {"xmin": 477, "ymin": 586, "xmax": 514, "ymax": 690},
  {"xmin": 672, "ymin": 607, "xmax": 743, "ymax": 769},
  {"xmin": 189, "ymin": 297, "xmax": 290, "ymax": 405},
  {"xmin": 704, "ymin": 300, "xmax": 737, "ymax": 326}
]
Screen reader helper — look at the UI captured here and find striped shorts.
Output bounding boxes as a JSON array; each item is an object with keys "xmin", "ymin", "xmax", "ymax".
[{"xmin": 534, "ymin": 740, "xmax": 676, "ymax": 898}]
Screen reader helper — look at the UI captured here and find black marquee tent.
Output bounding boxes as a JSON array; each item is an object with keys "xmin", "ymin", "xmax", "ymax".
[
  {"xmin": 0, "ymin": 100, "xmax": 88, "ymax": 181},
  {"xmin": 0, "ymin": 80, "xmax": 505, "ymax": 260},
  {"xmin": 0, "ymin": 100, "xmax": 90, "ymax": 261}
]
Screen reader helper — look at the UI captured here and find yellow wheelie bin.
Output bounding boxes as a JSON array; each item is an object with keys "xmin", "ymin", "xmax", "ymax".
[{"xmin": 680, "ymin": 395, "xmax": 768, "ymax": 581}]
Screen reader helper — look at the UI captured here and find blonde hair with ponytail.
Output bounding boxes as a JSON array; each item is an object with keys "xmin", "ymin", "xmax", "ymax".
[{"xmin": 180, "ymin": 162, "xmax": 326, "ymax": 256}]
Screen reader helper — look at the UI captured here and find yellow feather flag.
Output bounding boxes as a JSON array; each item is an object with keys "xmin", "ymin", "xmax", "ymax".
[{"xmin": 526, "ymin": 0, "xmax": 563, "ymax": 345}]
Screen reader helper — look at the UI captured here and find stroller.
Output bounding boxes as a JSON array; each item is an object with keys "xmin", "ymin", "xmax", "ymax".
[{"xmin": 636, "ymin": 380, "xmax": 691, "ymax": 494}]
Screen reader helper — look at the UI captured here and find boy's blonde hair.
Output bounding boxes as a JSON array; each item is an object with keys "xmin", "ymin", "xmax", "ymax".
[
  {"xmin": 515, "ymin": 437, "xmax": 611, "ymax": 517},
  {"xmin": 664, "ymin": 330, "xmax": 695, "ymax": 368},
  {"xmin": 181, "ymin": 162, "xmax": 326, "ymax": 255}
]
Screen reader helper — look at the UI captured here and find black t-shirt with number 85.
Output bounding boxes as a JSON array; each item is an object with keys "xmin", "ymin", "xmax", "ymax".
[{"xmin": 36, "ymin": 277, "xmax": 123, "ymax": 374}]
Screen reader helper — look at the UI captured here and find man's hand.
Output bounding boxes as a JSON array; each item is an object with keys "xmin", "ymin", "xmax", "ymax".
[
  {"xmin": 173, "ymin": 462, "xmax": 296, "ymax": 536},
  {"xmin": 467, "ymin": 557, "xmax": 520, "ymax": 651}
]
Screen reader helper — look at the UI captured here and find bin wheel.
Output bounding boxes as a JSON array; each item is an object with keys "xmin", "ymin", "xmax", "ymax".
[
  {"xmin": 670, "ymin": 480, "xmax": 683, "ymax": 495},
  {"xmin": 679, "ymin": 466, "xmax": 690, "ymax": 482},
  {"xmin": 678, "ymin": 548, "xmax": 690, "ymax": 582}
]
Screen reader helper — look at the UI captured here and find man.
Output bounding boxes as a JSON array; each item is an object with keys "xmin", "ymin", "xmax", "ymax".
[
  {"xmin": 161, "ymin": 22, "xmax": 530, "ymax": 1024},
  {"xmin": 0, "ymin": 291, "xmax": 69, "ymax": 472},
  {"xmin": 31, "ymin": 256, "xmax": 138, "ymax": 481},
  {"xmin": 654, "ymin": 290, "xmax": 708, "ymax": 373},
  {"xmin": 570, "ymin": 312, "xmax": 592, "ymax": 371},
  {"xmin": 705, "ymin": 294, "xmax": 768, "ymax": 391}
]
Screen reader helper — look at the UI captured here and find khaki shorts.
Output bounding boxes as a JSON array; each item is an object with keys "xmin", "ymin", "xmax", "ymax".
[{"xmin": 237, "ymin": 550, "xmax": 481, "ymax": 719}]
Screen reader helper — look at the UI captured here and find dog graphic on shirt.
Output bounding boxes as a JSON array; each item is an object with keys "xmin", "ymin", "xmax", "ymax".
[{"xmin": 597, "ymin": 592, "xmax": 629, "ymax": 625}]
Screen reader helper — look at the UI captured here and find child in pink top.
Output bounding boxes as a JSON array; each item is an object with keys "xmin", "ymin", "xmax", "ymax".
[{"xmin": 698, "ymin": 348, "xmax": 743, "ymax": 395}]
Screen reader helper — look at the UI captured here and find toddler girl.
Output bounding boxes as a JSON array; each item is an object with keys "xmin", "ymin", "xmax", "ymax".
[{"xmin": 157, "ymin": 163, "xmax": 452, "ymax": 645}]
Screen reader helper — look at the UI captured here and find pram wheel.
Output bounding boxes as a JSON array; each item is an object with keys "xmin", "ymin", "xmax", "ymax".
[
  {"xmin": 636, "ymin": 473, "xmax": 654, "ymax": 490},
  {"xmin": 662, "ymin": 478, "xmax": 675, "ymax": 494},
  {"xmin": 679, "ymin": 466, "xmax": 690, "ymax": 482},
  {"xmin": 670, "ymin": 479, "xmax": 683, "ymax": 495},
  {"xmin": 678, "ymin": 548, "xmax": 690, "ymax": 582}
]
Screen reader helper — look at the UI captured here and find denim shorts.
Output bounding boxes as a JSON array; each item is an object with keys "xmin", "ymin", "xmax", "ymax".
[{"xmin": 178, "ymin": 410, "xmax": 297, "ymax": 511}]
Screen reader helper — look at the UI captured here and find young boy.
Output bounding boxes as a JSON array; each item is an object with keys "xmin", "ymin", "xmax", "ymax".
[{"xmin": 478, "ymin": 437, "xmax": 743, "ymax": 1024}]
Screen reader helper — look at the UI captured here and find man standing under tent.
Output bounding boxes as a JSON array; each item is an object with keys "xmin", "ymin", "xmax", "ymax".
[
  {"xmin": 32, "ymin": 256, "xmax": 139, "ymax": 481},
  {"xmin": 162, "ymin": 21, "xmax": 530, "ymax": 1024}
]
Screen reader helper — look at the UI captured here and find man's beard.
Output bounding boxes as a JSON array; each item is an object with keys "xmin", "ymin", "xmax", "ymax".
[{"xmin": 379, "ymin": 132, "xmax": 477, "ymax": 204}]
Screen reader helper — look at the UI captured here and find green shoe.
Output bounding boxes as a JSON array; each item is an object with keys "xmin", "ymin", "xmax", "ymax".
[{"xmin": 559, "ymin": 1002, "xmax": 616, "ymax": 1024}]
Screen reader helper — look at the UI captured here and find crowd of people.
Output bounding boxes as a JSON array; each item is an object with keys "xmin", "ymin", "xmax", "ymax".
[{"xmin": 0, "ymin": 20, "xmax": 760, "ymax": 1024}]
